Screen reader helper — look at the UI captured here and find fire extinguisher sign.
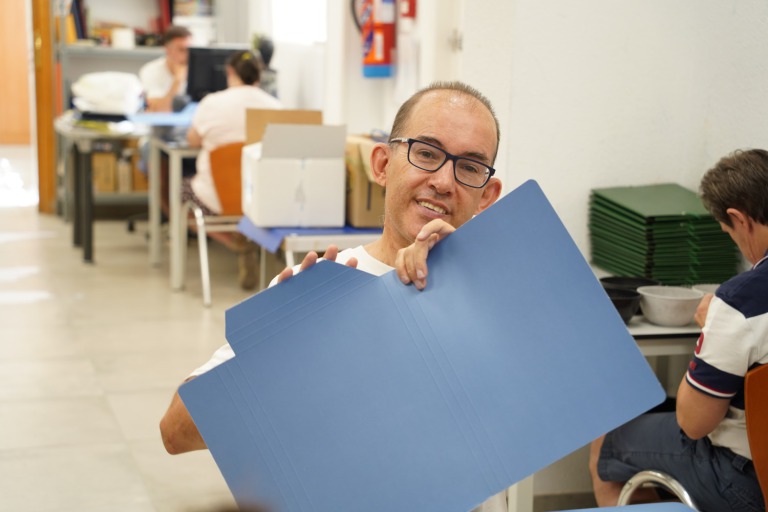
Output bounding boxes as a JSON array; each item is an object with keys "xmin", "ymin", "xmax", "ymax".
[{"xmin": 361, "ymin": 0, "xmax": 396, "ymax": 78}]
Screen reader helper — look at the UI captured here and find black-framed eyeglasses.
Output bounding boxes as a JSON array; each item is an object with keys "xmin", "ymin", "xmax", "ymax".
[{"xmin": 389, "ymin": 137, "xmax": 496, "ymax": 189}]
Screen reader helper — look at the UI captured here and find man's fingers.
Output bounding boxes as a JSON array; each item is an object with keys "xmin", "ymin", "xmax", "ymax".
[
  {"xmin": 323, "ymin": 245, "xmax": 339, "ymax": 262},
  {"xmin": 276, "ymin": 267, "xmax": 294, "ymax": 284},
  {"xmin": 416, "ymin": 219, "xmax": 456, "ymax": 242},
  {"xmin": 299, "ymin": 251, "xmax": 319, "ymax": 272}
]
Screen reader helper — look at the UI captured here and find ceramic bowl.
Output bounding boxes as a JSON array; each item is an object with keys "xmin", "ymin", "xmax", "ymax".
[
  {"xmin": 637, "ymin": 285, "xmax": 704, "ymax": 327},
  {"xmin": 605, "ymin": 287, "xmax": 641, "ymax": 325}
]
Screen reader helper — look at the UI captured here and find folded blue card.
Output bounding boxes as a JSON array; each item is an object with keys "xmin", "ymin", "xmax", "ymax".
[{"xmin": 180, "ymin": 180, "xmax": 665, "ymax": 512}]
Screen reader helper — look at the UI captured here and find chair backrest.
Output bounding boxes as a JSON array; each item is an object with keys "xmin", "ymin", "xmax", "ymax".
[
  {"xmin": 209, "ymin": 141, "xmax": 245, "ymax": 216},
  {"xmin": 745, "ymin": 364, "xmax": 768, "ymax": 502}
]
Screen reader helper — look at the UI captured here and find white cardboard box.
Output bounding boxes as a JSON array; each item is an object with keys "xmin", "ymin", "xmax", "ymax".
[{"xmin": 242, "ymin": 124, "xmax": 347, "ymax": 227}]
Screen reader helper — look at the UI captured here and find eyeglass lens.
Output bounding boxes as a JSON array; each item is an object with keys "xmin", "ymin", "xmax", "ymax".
[{"xmin": 407, "ymin": 140, "xmax": 491, "ymax": 187}]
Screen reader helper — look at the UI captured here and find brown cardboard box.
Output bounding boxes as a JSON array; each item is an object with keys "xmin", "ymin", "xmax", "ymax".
[
  {"xmin": 245, "ymin": 109, "xmax": 323, "ymax": 144},
  {"xmin": 132, "ymin": 163, "xmax": 149, "ymax": 191},
  {"xmin": 92, "ymin": 152, "xmax": 116, "ymax": 193},
  {"xmin": 345, "ymin": 135, "xmax": 385, "ymax": 228}
]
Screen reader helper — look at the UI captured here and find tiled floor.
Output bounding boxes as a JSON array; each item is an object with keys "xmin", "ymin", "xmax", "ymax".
[
  {"xmin": 0, "ymin": 145, "xmax": 601, "ymax": 512},
  {"xmin": 0, "ymin": 145, "xmax": 254, "ymax": 511}
]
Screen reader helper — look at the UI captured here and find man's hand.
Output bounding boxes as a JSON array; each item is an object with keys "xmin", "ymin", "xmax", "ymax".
[
  {"xmin": 694, "ymin": 293, "xmax": 714, "ymax": 328},
  {"xmin": 276, "ymin": 245, "xmax": 358, "ymax": 284},
  {"xmin": 395, "ymin": 219, "xmax": 455, "ymax": 290},
  {"xmin": 172, "ymin": 63, "xmax": 188, "ymax": 83}
]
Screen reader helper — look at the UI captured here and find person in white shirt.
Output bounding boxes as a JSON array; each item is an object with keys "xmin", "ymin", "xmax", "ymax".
[
  {"xmin": 139, "ymin": 25, "xmax": 192, "ymax": 112},
  {"xmin": 160, "ymin": 82, "xmax": 509, "ymax": 510},
  {"xmin": 164, "ymin": 79, "xmax": 503, "ymax": 443},
  {"xmin": 183, "ymin": 49, "xmax": 283, "ymax": 290}
]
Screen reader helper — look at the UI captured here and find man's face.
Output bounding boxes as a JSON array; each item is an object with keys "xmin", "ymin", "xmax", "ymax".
[
  {"xmin": 720, "ymin": 217, "xmax": 757, "ymax": 264},
  {"xmin": 165, "ymin": 36, "xmax": 192, "ymax": 66},
  {"xmin": 378, "ymin": 90, "xmax": 500, "ymax": 248}
]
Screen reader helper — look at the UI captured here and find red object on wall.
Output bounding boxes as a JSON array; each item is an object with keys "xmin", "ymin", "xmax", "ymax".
[
  {"xmin": 360, "ymin": 0, "xmax": 396, "ymax": 78},
  {"xmin": 399, "ymin": 0, "xmax": 416, "ymax": 18}
]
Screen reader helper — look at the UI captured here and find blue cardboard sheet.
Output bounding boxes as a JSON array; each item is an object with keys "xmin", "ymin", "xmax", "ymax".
[{"xmin": 180, "ymin": 180, "xmax": 665, "ymax": 512}]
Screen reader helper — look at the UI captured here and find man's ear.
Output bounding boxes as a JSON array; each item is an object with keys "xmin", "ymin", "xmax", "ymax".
[
  {"xmin": 370, "ymin": 143, "xmax": 390, "ymax": 187},
  {"xmin": 475, "ymin": 177, "xmax": 502, "ymax": 214},
  {"xmin": 726, "ymin": 208, "xmax": 752, "ymax": 231}
]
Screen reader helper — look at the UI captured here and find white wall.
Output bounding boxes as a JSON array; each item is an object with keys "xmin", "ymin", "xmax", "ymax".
[{"xmin": 463, "ymin": 0, "xmax": 768, "ymax": 256}]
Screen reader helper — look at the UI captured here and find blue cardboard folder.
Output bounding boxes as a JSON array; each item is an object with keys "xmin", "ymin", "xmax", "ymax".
[{"xmin": 180, "ymin": 180, "xmax": 665, "ymax": 511}]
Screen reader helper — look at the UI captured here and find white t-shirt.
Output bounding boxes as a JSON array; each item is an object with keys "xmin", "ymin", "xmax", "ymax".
[
  {"xmin": 189, "ymin": 246, "xmax": 391, "ymax": 377},
  {"xmin": 189, "ymin": 85, "xmax": 283, "ymax": 213},
  {"xmin": 138, "ymin": 56, "xmax": 185, "ymax": 100}
]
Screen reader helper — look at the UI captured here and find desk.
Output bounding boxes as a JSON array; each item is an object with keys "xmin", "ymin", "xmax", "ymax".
[
  {"xmin": 54, "ymin": 112, "xmax": 148, "ymax": 263},
  {"xmin": 237, "ymin": 217, "xmax": 382, "ymax": 289},
  {"xmin": 130, "ymin": 106, "xmax": 197, "ymax": 282},
  {"xmin": 147, "ymin": 137, "xmax": 199, "ymax": 288}
]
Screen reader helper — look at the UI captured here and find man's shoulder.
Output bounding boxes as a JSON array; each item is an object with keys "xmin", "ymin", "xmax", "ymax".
[{"xmin": 717, "ymin": 265, "xmax": 768, "ymax": 319}]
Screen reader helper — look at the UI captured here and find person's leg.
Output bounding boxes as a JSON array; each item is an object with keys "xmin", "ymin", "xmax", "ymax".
[
  {"xmin": 589, "ymin": 435, "xmax": 627, "ymax": 506},
  {"xmin": 591, "ymin": 413, "xmax": 688, "ymax": 506},
  {"xmin": 180, "ymin": 180, "xmax": 259, "ymax": 290}
]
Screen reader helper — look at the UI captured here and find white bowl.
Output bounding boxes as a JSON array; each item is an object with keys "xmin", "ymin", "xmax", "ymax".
[
  {"xmin": 637, "ymin": 285, "xmax": 704, "ymax": 327},
  {"xmin": 692, "ymin": 283, "xmax": 720, "ymax": 295}
]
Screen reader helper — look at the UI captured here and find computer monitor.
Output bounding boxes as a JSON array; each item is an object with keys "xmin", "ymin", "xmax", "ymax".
[{"xmin": 186, "ymin": 46, "xmax": 246, "ymax": 102}]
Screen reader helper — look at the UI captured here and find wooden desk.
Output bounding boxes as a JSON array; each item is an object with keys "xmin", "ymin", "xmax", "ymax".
[{"xmin": 54, "ymin": 113, "xmax": 148, "ymax": 263}]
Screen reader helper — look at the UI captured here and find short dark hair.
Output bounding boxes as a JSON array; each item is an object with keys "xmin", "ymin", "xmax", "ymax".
[
  {"xmin": 163, "ymin": 25, "xmax": 192, "ymax": 44},
  {"xmin": 226, "ymin": 50, "xmax": 263, "ymax": 86},
  {"xmin": 389, "ymin": 81, "xmax": 500, "ymax": 163},
  {"xmin": 700, "ymin": 148, "xmax": 768, "ymax": 227}
]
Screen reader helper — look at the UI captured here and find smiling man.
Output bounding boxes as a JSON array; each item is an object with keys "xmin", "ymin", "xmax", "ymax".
[{"xmin": 160, "ymin": 80, "xmax": 503, "ymax": 459}]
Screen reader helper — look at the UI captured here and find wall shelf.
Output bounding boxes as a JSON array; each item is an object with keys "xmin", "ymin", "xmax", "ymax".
[{"xmin": 60, "ymin": 45, "xmax": 164, "ymax": 60}]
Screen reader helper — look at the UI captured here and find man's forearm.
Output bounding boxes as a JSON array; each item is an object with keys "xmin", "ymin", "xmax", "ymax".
[{"xmin": 159, "ymin": 388, "xmax": 207, "ymax": 454}]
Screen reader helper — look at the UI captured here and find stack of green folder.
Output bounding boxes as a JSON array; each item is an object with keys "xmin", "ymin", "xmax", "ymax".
[{"xmin": 589, "ymin": 183, "xmax": 739, "ymax": 285}]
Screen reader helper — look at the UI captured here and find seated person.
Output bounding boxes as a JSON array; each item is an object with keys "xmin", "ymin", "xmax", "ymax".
[
  {"xmin": 589, "ymin": 148, "xmax": 768, "ymax": 511},
  {"xmin": 160, "ymin": 81, "xmax": 509, "ymax": 510},
  {"xmin": 183, "ymin": 50, "xmax": 283, "ymax": 290},
  {"xmin": 137, "ymin": 25, "xmax": 195, "ymax": 209},
  {"xmin": 254, "ymin": 34, "xmax": 278, "ymax": 98},
  {"xmin": 139, "ymin": 25, "xmax": 192, "ymax": 113}
]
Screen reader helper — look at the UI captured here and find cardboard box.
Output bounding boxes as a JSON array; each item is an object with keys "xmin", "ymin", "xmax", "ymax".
[
  {"xmin": 346, "ymin": 135, "xmax": 385, "ymax": 227},
  {"xmin": 242, "ymin": 124, "xmax": 347, "ymax": 227},
  {"xmin": 246, "ymin": 109, "xmax": 323, "ymax": 144},
  {"xmin": 91, "ymin": 152, "xmax": 116, "ymax": 193}
]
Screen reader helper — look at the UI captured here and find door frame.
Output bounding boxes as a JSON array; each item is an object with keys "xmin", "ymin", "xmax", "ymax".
[{"xmin": 31, "ymin": 0, "xmax": 57, "ymax": 214}]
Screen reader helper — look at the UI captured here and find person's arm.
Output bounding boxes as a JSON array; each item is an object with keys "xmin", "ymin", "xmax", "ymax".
[
  {"xmin": 694, "ymin": 293, "xmax": 715, "ymax": 328},
  {"xmin": 675, "ymin": 376, "xmax": 731, "ymax": 439},
  {"xmin": 159, "ymin": 378, "xmax": 207, "ymax": 454},
  {"xmin": 145, "ymin": 62, "xmax": 187, "ymax": 113},
  {"xmin": 186, "ymin": 125, "xmax": 202, "ymax": 148}
]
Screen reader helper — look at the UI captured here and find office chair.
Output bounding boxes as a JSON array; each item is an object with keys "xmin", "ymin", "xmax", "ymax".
[
  {"xmin": 617, "ymin": 364, "xmax": 768, "ymax": 510},
  {"xmin": 179, "ymin": 141, "xmax": 246, "ymax": 307}
]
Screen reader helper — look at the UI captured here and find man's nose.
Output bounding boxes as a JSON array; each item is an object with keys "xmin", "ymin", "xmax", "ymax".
[{"xmin": 428, "ymin": 158, "xmax": 456, "ymax": 192}]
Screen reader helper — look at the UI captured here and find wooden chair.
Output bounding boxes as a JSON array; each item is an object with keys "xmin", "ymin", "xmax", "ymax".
[
  {"xmin": 745, "ymin": 364, "xmax": 768, "ymax": 502},
  {"xmin": 617, "ymin": 364, "xmax": 768, "ymax": 509},
  {"xmin": 180, "ymin": 141, "xmax": 245, "ymax": 307}
]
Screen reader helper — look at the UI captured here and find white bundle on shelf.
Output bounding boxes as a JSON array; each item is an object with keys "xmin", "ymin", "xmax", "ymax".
[{"xmin": 71, "ymin": 71, "xmax": 143, "ymax": 115}]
